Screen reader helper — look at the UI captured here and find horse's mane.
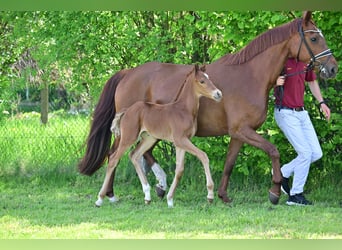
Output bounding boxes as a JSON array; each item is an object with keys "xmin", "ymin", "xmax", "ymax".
[{"xmin": 219, "ymin": 18, "xmax": 302, "ymax": 65}]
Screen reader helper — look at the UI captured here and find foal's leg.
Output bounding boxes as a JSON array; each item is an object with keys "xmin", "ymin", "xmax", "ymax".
[
  {"xmin": 96, "ymin": 145, "xmax": 127, "ymax": 206},
  {"xmin": 97, "ymin": 132, "xmax": 138, "ymax": 206},
  {"xmin": 166, "ymin": 147, "xmax": 185, "ymax": 208},
  {"xmin": 174, "ymin": 138, "xmax": 215, "ymax": 203},
  {"xmin": 105, "ymin": 136, "xmax": 121, "ymax": 202},
  {"xmin": 130, "ymin": 134, "xmax": 158, "ymax": 204}
]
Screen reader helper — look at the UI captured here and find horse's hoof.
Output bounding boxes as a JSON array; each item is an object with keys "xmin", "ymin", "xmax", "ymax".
[
  {"xmin": 218, "ymin": 193, "xmax": 232, "ymax": 203},
  {"xmin": 108, "ymin": 196, "xmax": 119, "ymax": 203},
  {"xmin": 207, "ymin": 198, "xmax": 214, "ymax": 204},
  {"xmin": 145, "ymin": 199, "xmax": 151, "ymax": 205},
  {"xmin": 155, "ymin": 185, "xmax": 166, "ymax": 199},
  {"xmin": 269, "ymin": 190, "xmax": 280, "ymax": 205}
]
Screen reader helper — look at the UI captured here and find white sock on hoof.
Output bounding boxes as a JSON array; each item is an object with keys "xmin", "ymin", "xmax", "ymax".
[
  {"xmin": 142, "ymin": 183, "xmax": 151, "ymax": 202},
  {"xmin": 167, "ymin": 198, "xmax": 174, "ymax": 208},
  {"xmin": 95, "ymin": 198, "xmax": 103, "ymax": 207}
]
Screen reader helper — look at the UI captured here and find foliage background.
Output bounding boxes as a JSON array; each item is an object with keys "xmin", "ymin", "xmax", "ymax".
[{"xmin": 0, "ymin": 11, "xmax": 341, "ymax": 189}]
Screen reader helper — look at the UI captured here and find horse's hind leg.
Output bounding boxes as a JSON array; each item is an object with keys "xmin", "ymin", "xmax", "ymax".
[
  {"xmin": 143, "ymin": 145, "xmax": 167, "ymax": 198},
  {"xmin": 130, "ymin": 134, "xmax": 158, "ymax": 204}
]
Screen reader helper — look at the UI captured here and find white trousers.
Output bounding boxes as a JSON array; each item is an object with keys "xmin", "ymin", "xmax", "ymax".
[{"xmin": 274, "ymin": 109, "xmax": 322, "ymax": 195}]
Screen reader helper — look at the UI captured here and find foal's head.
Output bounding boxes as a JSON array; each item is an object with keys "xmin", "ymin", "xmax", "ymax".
[{"xmin": 187, "ymin": 64, "xmax": 222, "ymax": 102}]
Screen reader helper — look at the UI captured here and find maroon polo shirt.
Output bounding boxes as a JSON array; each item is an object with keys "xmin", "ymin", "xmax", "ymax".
[{"xmin": 275, "ymin": 58, "xmax": 316, "ymax": 108}]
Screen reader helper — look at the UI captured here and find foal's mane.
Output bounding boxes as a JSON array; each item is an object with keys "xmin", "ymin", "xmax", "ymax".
[
  {"xmin": 220, "ymin": 18, "xmax": 302, "ymax": 65},
  {"xmin": 172, "ymin": 66, "xmax": 198, "ymax": 102}
]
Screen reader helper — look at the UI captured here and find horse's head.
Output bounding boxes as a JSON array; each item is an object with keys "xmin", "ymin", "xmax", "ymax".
[
  {"xmin": 289, "ymin": 11, "xmax": 338, "ymax": 79},
  {"xmin": 191, "ymin": 64, "xmax": 222, "ymax": 102}
]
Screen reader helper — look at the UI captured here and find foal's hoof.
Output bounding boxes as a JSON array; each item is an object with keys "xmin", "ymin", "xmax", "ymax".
[
  {"xmin": 269, "ymin": 190, "xmax": 280, "ymax": 205},
  {"xmin": 207, "ymin": 198, "xmax": 214, "ymax": 204},
  {"xmin": 95, "ymin": 199, "xmax": 103, "ymax": 207},
  {"xmin": 145, "ymin": 199, "xmax": 151, "ymax": 205},
  {"xmin": 155, "ymin": 185, "xmax": 166, "ymax": 199}
]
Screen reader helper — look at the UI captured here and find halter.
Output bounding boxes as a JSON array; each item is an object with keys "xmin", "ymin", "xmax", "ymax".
[
  {"xmin": 276, "ymin": 21, "xmax": 333, "ymax": 110},
  {"xmin": 296, "ymin": 21, "xmax": 333, "ymax": 73}
]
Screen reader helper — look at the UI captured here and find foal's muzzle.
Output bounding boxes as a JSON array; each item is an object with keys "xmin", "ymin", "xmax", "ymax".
[{"xmin": 213, "ymin": 90, "xmax": 223, "ymax": 102}]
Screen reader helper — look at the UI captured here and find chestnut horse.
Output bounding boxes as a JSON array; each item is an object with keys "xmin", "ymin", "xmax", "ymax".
[
  {"xmin": 78, "ymin": 11, "xmax": 338, "ymax": 205},
  {"xmin": 95, "ymin": 65, "xmax": 222, "ymax": 207}
]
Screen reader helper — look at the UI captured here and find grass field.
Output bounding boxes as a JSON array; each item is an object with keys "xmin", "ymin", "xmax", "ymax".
[
  {"xmin": 1, "ymin": 168, "xmax": 341, "ymax": 239},
  {"xmin": 0, "ymin": 113, "xmax": 341, "ymax": 239}
]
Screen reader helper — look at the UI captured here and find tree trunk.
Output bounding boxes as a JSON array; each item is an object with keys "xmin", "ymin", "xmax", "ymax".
[{"xmin": 40, "ymin": 82, "xmax": 49, "ymax": 124}]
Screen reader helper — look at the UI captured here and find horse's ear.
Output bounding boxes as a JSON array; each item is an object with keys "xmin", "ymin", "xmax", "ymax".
[
  {"xmin": 302, "ymin": 11, "xmax": 312, "ymax": 25},
  {"xmin": 200, "ymin": 64, "xmax": 206, "ymax": 72}
]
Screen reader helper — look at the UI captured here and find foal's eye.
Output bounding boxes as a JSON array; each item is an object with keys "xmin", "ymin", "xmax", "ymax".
[{"xmin": 200, "ymin": 80, "xmax": 205, "ymax": 84}]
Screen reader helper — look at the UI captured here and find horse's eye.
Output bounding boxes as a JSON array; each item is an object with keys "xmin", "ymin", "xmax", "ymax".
[
  {"xmin": 200, "ymin": 80, "xmax": 205, "ymax": 84},
  {"xmin": 310, "ymin": 37, "xmax": 317, "ymax": 42}
]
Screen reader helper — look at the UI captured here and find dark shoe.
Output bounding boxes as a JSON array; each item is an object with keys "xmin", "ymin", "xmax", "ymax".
[
  {"xmin": 281, "ymin": 177, "xmax": 290, "ymax": 195},
  {"xmin": 286, "ymin": 193, "xmax": 312, "ymax": 206}
]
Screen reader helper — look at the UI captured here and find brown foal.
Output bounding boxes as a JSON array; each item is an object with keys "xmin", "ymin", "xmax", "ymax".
[{"xmin": 95, "ymin": 65, "xmax": 222, "ymax": 207}]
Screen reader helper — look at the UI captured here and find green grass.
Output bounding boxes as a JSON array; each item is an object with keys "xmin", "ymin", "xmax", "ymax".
[
  {"xmin": 1, "ymin": 170, "xmax": 341, "ymax": 239},
  {"xmin": 0, "ymin": 112, "xmax": 341, "ymax": 239}
]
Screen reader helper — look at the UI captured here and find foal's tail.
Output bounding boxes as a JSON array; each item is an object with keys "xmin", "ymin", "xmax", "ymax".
[
  {"xmin": 78, "ymin": 70, "xmax": 128, "ymax": 176},
  {"xmin": 110, "ymin": 111, "xmax": 125, "ymax": 138}
]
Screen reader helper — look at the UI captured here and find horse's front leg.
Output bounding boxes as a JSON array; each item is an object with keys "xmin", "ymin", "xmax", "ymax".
[
  {"xmin": 218, "ymin": 138, "xmax": 243, "ymax": 203},
  {"xmin": 230, "ymin": 127, "xmax": 282, "ymax": 205}
]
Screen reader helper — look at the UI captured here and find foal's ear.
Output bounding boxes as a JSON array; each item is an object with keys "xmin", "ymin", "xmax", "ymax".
[
  {"xmin": 302, "ymin": 11, "xmax": 312, "ymax": 25},
  {"xmin": 194, "ymin": 64, "xmax": 200, "ymax": 73}
]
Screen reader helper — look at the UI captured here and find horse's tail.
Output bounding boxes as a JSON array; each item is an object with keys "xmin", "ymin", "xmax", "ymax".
[{"xmin": 78, "ymin": 70, "xmax": 127, "ymax": 176}]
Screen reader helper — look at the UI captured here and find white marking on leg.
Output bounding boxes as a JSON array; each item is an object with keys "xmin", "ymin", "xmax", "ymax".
[
  {"xmin": 108, "ymin": 196, "xmax": 119, "ymax": 203},
  {"xmin": 151, "ymin": 163, "xmax": 167, "ymax": 190},
  {"xmin": 95, "ymin": 196, "xmax": 103, "ymax": 207},
  {"xmin": 142, "ymin": 183, "xmax": 151, "ymax": 202},
  {"xmin": 140, "ymin": 156, "xmax": 151, "ymax": 175},
  {"xmin": 167, "ymin": 198, "xmax": 174, "ymax": 208}
]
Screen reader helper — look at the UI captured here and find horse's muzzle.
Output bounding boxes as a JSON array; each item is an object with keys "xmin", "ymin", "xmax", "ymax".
[{"xmin": 320, "ymin": 64, "xmax": 338, "ymax": 79}]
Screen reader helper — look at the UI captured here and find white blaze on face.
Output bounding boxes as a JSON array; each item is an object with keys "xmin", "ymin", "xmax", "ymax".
[{"xmin": 203, "ymin": 73, "xmax": 209, "ymax": 79}]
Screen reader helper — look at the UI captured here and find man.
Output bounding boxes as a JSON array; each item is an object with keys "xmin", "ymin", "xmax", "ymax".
[{"xmin": 274, "ymin": 58, "xmax": 330, "ymax": 206}]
